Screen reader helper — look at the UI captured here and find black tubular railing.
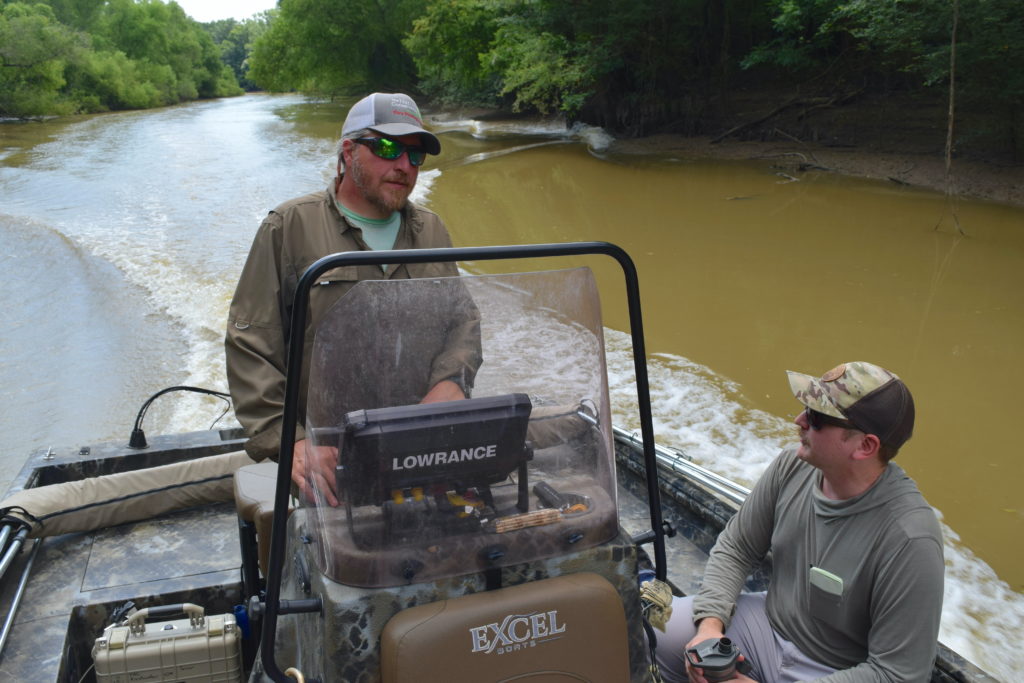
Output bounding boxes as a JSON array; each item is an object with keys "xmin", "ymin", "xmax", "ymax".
[{"xmin": 260, "ymin": 242, "xmax": 666, "ymax": 682}]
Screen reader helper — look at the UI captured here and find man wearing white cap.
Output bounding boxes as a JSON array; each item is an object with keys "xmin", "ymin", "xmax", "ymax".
[
  {"xmin": 655, "ymin": 362, "xmax": 944, "ymax": 682},
  {"xmin": 225, "ymin": 93, "xmax": 481, "ymax": 503}
]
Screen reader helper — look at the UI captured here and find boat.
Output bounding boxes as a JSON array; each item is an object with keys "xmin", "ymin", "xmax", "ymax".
[{"xmin": 0, "ymin": 243, "xmax": 999, "ymax": 682}]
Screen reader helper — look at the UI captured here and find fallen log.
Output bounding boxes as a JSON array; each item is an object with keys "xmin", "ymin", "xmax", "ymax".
[
  {"xmin": 712, "ymin": 89, "xmax": 864, "ymax": 144},
  {"xmin": 711, "ymin": 97, "xmax": 799, "ymax": 143}
]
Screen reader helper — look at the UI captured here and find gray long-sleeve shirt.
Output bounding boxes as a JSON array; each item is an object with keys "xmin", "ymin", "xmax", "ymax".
[{"xmin": 693, "ymin": 448, "xmax": 944, "ymax": 682}]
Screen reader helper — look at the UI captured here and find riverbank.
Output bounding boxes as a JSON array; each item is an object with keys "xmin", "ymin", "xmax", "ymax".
[
  {"xmin": 446, "ymin": 90, "xmax": 1024, "ymax": 207},
  {"xmin": 603, "ymin": 88, "xmax": 1023, "ymax": 208},
  {"xmin": 610, "ymin": 134, "xmax": 1024, "ymax": 208}
]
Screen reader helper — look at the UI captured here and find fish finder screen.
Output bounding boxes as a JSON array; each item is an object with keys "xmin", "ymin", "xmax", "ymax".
[{"xmin": 337, "ymin": 393, "xmax": 533, "ymax": 509}]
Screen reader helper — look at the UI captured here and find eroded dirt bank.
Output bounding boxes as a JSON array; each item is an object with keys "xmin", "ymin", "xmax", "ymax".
[
  {"xmin": 607, "ymin": 90, "xmax": 1023, "ymax": 207},
  {"xmin": 610, "ymin": 134, "xmax": 1024, "ymax": 207}
]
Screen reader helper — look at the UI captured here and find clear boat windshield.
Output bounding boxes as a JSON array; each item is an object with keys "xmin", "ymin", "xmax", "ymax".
[{"xmin": 303, "ymin": 267, "xmax": 618, "ymax": 587}]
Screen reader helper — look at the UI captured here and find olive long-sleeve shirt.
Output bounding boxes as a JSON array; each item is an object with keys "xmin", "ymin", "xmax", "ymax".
[{"xmin": 225, "ymin": 180, "xmax": 481, "ymax": 461}]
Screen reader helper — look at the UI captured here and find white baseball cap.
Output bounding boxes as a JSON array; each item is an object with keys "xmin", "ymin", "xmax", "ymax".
[{"xmin": 341, "ymin": 92, "xmax": 441, "ymax": 154}]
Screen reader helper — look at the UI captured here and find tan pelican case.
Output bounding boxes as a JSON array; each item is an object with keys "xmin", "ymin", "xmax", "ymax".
[{"xmin": 92, "ymin": 603, "xmax": 242, "ymax": 683}]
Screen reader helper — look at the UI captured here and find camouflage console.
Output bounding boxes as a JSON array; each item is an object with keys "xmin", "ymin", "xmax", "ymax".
[
  {"xmin": 255, "ymin": 268, "xmax": 652, "ymax": 682},
  {"xmin": 272, "ymin": 512, "xmax": 648, "ymax": 682}
]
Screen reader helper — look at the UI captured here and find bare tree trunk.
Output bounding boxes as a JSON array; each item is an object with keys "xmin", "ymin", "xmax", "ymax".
[
  {"xmin": 1008, "ymin": 103, "xmax": 1024, "ymax": 163},
  {"xmin": 941, "ymin": 0, "xmax": 964, "ymax": 235}
]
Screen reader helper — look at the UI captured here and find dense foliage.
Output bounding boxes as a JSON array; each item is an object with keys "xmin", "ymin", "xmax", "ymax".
[
  {"xmin": 244, "ymin": 0, "xmax": 1022, "ymax": 156},
  {"xmin": 203, "ymin": 13, "xmax": 271, "ymax": 92},
  {"xmin": 744, "ymin": 0, "xmax": 1023, "ymax": 109},
  {"xmin": 5, "ymin": 0, "xmax": 1022, "ymax": 158},
  {"xmin": 248, "ymin": 0, "xmax": 426, "ymax": 95},
  {"xmin": 1, "ymin": 0, "xmax": 242, "ymax": 117}
]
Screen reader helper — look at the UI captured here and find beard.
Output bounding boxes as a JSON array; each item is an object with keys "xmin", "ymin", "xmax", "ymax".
[{"xmin": 348, "ymin": 152, "xmax": 413, "ymax": 215}]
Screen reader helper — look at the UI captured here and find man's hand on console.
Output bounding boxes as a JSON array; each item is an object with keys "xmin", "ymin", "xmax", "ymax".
[
  {"xmin": 420, "ymin": 379, "xmax": 466, "ymax": 404},
  {"xmin": 291, "ymin": 438, "xmax": 340, "ymax": 506}
]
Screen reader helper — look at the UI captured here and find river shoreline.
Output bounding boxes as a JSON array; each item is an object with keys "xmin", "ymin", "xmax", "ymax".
[
  {"xmin": 453, "ymin": 92, "xmax": 1024, "ymax": 207},
  {"xmin": 610, "ymin": 134, "xmax": 1024, "ymax": 208}
]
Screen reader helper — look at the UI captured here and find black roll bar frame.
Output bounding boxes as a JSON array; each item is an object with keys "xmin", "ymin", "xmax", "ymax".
[{"xmin": 259, "ymin": 242, "xmax": 666, "ymax": 682}]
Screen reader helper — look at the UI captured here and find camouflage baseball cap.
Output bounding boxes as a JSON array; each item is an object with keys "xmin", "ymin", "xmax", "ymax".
[
  {"xmin": 342, "ymin": 93, "xmax": 441, "ymax": 154},
  {"xmin": 787, "ymin": 361, "xmax": 915, "ymax": 449}
]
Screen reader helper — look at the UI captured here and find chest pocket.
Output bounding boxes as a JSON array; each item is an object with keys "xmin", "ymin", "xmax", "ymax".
[
  {"xmin": 808, "ymin": 567, "xmax": 844, "ymax": 623},
  {"xmin": 308, "ymin": 266, "xmax": 361, "ymax": 327},
  {"xmin": 808, "ymin": 535, "xmax": 873, "ymax": 637}
]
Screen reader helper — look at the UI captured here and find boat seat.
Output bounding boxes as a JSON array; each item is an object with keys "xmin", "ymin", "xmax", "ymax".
[
  {"xmin": 380, "ymin": 571, "xmax": 630, "ymax": 682},
  {"xmin": 234, "ymin": 461, "xmax": 290, "ymax": 596}
]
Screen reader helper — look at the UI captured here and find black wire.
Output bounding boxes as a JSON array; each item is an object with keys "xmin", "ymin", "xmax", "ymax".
[
  {"xmin": 208, "ymin": 397, "xmax": 232, "ymax": 430},
  {"xmin": 132, "ymin": 385, "xmax": 233, "ymax": 435}
]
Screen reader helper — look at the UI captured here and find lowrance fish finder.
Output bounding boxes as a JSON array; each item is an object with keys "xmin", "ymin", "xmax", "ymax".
[{"xmin": 336, "ymin": 393, "xmax": 534, "ymax": 545}]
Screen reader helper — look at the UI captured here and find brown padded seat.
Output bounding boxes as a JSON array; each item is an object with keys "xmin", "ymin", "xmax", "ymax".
[
  {"xmin": 234, "ymin": 461, "xmax": 286, "ymax": 576},
  {"xmin": 380, "ymin": 572, "xmax": 630, "ymax": 682}
]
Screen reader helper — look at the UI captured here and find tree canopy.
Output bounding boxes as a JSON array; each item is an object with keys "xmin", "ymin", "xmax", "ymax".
[
  {"xmin": 203, "ymin": 13, "xmax": 272, "ymax": 92},
  {"xmin": 1, "ymin": 0, "xmax": 243, "ymax": 117},
  {"xmin": 247, "ymin": 0, "xmax": 425, "ymax": 95},
  {"xmin": 242, "ymin": 0, "xmax": 1022, "ymax": 157},
  {"xmin": 5, "ymin": 0, "xmax": 1022, "ymax": 159}
]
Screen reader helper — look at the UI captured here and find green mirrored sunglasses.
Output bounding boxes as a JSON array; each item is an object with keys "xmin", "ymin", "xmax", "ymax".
[{"xmin": 353, "ymin": 137, "xmax": 427, "ymax": 167}]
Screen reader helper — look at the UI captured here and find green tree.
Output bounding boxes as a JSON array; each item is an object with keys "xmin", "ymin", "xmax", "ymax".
[
  {"xmin": 67, "ymin": 48, "xmax": 163, "ymax": 110},
  {"xmin": 246, "ymin": 8, "xmax": 303, "ymax": 91},
  {"xmin": 0, "ymin": 2, "xmax": 84, "ymax": 117},
  {"xmin": 2, "ymin": 0, "xmax": 242, "ymax": 117},
  {"xmin": 93, "ymin": 0, "xmax": 194, "ymax": 100},
  {"xmin": 406, "ymin": 0, "xmax": 770, "ymax": 133},
  {"xmin": 202, "ymin": 14, "xmax": 270, "ymax": 91},
  {"xmin": 747, "ymin": 0, "xmax": 1024, "ymax": 158},
  {"xmin": 847, "ymin": 0, "xmax": 1024, "ymax": 157},
  {"xmin": 406, "ymin": 0, "xmax": 630, "ymax": 121},
  {"xmin": 404, "ymin": 0, "xmax": 502, "ymax": 106},
  {"xmin": 248, "ymin": 0, "xmax": 426, "ymax": 95},
  {"xmin": 742, "ymin": 0, "xmax": 853, "ymax": 72},
  {"xmin": 43, "ymin": 0, "xmax": 107, "ymax": 30}
]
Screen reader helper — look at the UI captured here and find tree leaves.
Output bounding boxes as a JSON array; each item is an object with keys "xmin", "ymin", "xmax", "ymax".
[{"xmin": 1, "ymin": 0, "xmax": 243, "ymax": 118}]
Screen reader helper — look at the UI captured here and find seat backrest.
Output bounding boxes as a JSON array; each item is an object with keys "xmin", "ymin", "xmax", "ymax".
[
  {"xmin": 380, "ymin": 572, "xmax": 629, "ymax": 682},
  {"xmin": 233, "ymin": 461, "xmax": 282, "ymax": 575}
]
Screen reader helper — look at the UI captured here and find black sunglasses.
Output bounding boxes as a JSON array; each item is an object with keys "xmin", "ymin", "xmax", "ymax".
[
  {"xmin": 805, "ymin": 407, "xmax": 858, "ymax": 431},
  {"xmin": 353, "ymin": 137, "xmax": 427, "ymax": 167}
]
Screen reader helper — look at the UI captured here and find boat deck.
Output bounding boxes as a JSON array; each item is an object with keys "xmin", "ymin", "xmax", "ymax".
[
  {"xmin": 0, "ymin": 502, "xmax": 244, "ymax": 681},
  {"xmin": 617, "ymin": 480, "xmax": 710, "ymax": 596},
  {"xmin": 0, "ymin": 477, "xmax": 711, "ymax": 682}
]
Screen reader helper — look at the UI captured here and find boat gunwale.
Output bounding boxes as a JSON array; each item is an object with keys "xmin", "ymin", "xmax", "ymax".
[{"xmin": 0, "ymin": 428, "xmax": 999, "ymax": 682}]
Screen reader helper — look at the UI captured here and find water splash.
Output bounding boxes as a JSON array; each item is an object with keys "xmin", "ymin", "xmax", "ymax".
[{"xmin": 429, "ymin": 114, "xmax": 615, "ymax": 154}]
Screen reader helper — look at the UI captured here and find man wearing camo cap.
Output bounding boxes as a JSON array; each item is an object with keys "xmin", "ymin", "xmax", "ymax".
[{"xmin": 656, "ymin": 362, "xmax": 944, "ymax": 682}]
